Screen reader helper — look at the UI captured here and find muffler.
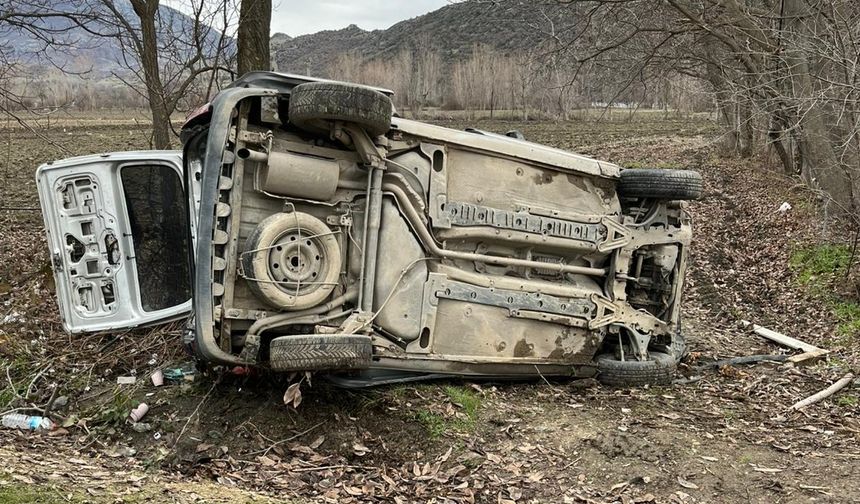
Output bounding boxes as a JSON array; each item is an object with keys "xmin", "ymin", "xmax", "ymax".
[{"xmin": 237, "ymin": 148, "xmax": 341, "ymax": 201}]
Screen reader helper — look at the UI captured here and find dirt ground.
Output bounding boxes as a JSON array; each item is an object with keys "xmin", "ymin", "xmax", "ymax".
[{"xmin": 0, "ymin": 113, "xmax": 858, "ymax": 503}]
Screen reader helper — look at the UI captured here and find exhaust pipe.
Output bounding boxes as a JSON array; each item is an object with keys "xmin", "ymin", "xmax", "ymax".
[{"xmin": 236, "ymin": 147, "xmax": 268, "ymax": 163}]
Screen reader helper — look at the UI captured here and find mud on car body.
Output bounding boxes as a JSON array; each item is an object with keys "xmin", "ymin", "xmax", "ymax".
[{"xmin": 37, "ymin": 72, "xmax": 701, "ymax": 387}]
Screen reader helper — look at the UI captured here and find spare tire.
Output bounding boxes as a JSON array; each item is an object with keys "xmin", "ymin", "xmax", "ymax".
[
  {"xmin": 596, "ymin": 351, "xmax": 676, "ymax": 387},
  {"xmin": 269, "ymin": 334, "xmax": 372, "ymax": 372},
  {"xmin": 242, "ymin": 212, "xmax": 341, "ymax": 310},
  {"xmin": 618, "ymin": 169, "xmax": 703, "ymax": 200},
  {"xmin": 288, "ymin": 82, "xmax": 393, "ymax": 137}
]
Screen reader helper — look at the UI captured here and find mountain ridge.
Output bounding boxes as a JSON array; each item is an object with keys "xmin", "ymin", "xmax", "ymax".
[
  {"xmin": 270, "ymin": 1, "xmax": 572, "ymax": 77},
  {"xmin": 3, "ymin": 1, "xmax": 570, "ymax": 78}
]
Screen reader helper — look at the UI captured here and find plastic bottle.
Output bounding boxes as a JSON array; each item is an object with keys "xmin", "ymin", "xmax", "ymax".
[{"xmin": 1, "ymin": 413, "xmax": 55, "ymax": 431}]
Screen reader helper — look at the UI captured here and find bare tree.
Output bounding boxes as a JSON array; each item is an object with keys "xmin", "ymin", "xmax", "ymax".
[
  {"xmin": 84, "ymin": 0, "xmax": 236, "ymax": 148},
  {"xmin": 483, "ymin": 0, "xmax": 859, "ymax": 216},
  {"xmin": 0, "ymin": 1, "xmax": 96, "ymax": 126}
]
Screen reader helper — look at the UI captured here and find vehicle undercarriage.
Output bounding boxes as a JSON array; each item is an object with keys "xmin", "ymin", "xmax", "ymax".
[{"xmin": 181, "ymin": 75, "xmax": 700, "ymax": 385}]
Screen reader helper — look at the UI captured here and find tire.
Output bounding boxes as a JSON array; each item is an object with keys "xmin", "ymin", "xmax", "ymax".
[
  {"xmin": 596, "ymin": 351, "xmax": 676, "ymax": 387},
  {"xmin": 618, "ymin": 169, "xmax": 703, "ymax": 200},
  {"xmin": 242, "ymin": 212, "xmax": 341, "ymax": 310},
  {"xmin": 269, "ymin": 334, "xmax": 372, "ymax": 372},
  {"xmin": 288, "ymin": 82, "xmax": 393, "ymax": 137}
]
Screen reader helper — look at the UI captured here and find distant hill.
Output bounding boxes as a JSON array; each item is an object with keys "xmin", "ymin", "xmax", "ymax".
[
  {"xmin": 270, "ymin": 1, "xmax": 573, "ymax": 77},
  {"xmin": 3, "ymin": 0, "xmax": 570, "ymax": 78},
  {"xmin": 2, "ymin": 0, "xmax": 578, "ymax": 110},
  {"xmin": 0, "ymin": 0, "xmax": 231, "ymax": 77}
]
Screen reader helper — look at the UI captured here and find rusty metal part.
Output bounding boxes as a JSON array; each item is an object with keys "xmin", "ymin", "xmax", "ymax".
[
  {"xmin": 239, "ymin": 286, "xmax": 359, "ymax": 361},
  {"xmin": 332, "ymin": 123, "xmax": 390, "ymax": 314},
  {"xmin": 338, "ymin": 179, "xmax": 608, "ymax": 278},
  {"xmin": 241, "ymin": 148, "xmax": 342, "ymax": 201}
]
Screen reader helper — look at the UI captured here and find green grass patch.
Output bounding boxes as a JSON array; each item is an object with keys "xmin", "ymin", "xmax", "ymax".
[
  {"xmin": 89, "ymin": 388, "xmax": 134, "ymax": 426},
  {"xmin": 443, "ymin": 386, "xmax": 481, "ymax": 425},
  {"xmin": 412, "ymin": 385, "xmax": 483, "ymax": 438},
  {"xmin": 0, "ymin": 356, "xmax": 35, "ymax": 409},
  {"xmin": 0, "ymin": 474, "xmax": 94, "ymax": 504},
  {"xmin": 833, "ymin": 301, "xmax": 860, "ymax": 337},
  {"xmin": 790, "ymin": 244, "xmax": 860, "ymax": 343},
  {"xmin": 0, "ymin": 484, "xmax": 71, "ymax": 504},
  {"xmin": 0, "ymin": 475, "xmax": 207, "ymax": 504},
  {"xmin": 836, "ymin": 394, "xmax": 858, "ymax": 408},
  {"xmin": 415, "ymin": 410, "xmax": 447, "ymax": 439},
  {"xmin": 789, "ymin": 244, "xmax": 851, "ymax": 289}
]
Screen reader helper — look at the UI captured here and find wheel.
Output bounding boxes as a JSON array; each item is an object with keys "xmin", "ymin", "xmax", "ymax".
[
  {"xmin": 618, "ymin": 169, "xmax": 703, "ymax": 200},
  {"xmin": 269, "ymin": 334, "xmax": 372, "ymax": 372},
  {"xmin": 288, "ymin": 82, "xmax": 393, "ymax": 137},
  {"xmin": 242, "ymin": 212, "xmax": 341, "ymax": 310},
  {"xmin": 596, "ymin": 351, "xmax": 676, "ymax": 387}
]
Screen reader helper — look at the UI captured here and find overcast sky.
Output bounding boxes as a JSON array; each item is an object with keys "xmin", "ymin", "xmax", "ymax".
[{"xmin": 270, "ymin": 0, "xmax": 451, "ymax": 37}]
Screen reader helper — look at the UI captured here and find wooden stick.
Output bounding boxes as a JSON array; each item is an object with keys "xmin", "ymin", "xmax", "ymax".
[
  {"xmin": 790, "ymin": 373, "xmax": 855, "ymax": 411},
  {"xmin": 696, "ymin": 354, "xmax": 789, "ymax": 369},
  {"xmin": 786, "ymin": 349, "xmax": 831, "ymax": 366},
  {"xmin": 244, "ymin": 421, "xmax": 324, "ymax": 457},
  {"xmin": 741, "ymin": 320, "xmax": 822, "ymax": 353}
]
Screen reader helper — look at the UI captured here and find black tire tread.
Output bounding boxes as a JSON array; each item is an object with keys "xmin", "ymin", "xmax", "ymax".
[
  {"xmin": 288, "ymin": 82, "xmax": 393, "ymax": 137},
  {"xmin": 269, "ymin": 335, "xmax": 372, "ymax": 372},
  {"xmin": 619, "ymin": 169, "xmax": 703, "ymax": 200},
  {"xmin": 596, "ymin": 351, "xmax": 675, "ymax": 387}
]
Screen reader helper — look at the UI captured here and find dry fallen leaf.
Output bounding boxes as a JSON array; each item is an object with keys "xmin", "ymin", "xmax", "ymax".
[
  {"xmin": 309, "ymin": 435, "xmax": 325, "ymax": 450},
  {"xmin": 438, "ymin": 446, "xmax": 453, "ymax": 463},
  {"xmin": 677, "ymin": 476, "xmax": 699, "ymax": 489},
  {"xmin": 283, "ymin": 382, "xmax": 302, "ymax": 408},
  {"xmin": 257, "ymin": 455, "xmax": 276, "ymax": 467},
  {"xmin": 344, "ymin": 486, "xmax": 363, "ymax": 496}
]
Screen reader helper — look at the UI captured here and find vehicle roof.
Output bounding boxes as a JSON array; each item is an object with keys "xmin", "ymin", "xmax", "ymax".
[
  {"xmin": 391, "ymin": 118, "xmax": 621, "ymax": 179},
  {"xmin": 228, "ymin": 71, "xmax": 395, "ymax": 97}
]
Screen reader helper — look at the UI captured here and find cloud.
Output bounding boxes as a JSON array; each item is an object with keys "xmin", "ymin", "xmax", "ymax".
[{"xmin": 271, "ymin": 0, "xmax": 450, "ymax": 36}]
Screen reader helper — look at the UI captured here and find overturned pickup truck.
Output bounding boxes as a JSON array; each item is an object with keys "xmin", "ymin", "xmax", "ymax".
[{"xmin": 37, "ymin": 72, "xmax": 701, "ymax": 387}]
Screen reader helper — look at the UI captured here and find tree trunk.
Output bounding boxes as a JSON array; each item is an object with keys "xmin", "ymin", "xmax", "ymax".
[
  {"xmin": 130, "ymin": 0, "xmax": 171, "ymax": 149},
  {"xmin": 237, "ymin": 0, "xmax": 272, "ymax": 75},
  {"xmin": 768, "ymin": 128, "xmax": 794, "ymax": 175},
  {"xmin": 783, "ymin": 0, "xmax": 854, "ymax": 213},
  {"xmin": 704, "ymin": 39, "xmax": 739, "ymax": 154},
  {"xmin": 738, "ymin": 96, "xmax": 753, "ymax": 158}
]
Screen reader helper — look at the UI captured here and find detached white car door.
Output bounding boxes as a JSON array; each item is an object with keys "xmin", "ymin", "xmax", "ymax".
[{"xmin": 36, "ymin": 151, "xmax": 192, "ymax": 333}]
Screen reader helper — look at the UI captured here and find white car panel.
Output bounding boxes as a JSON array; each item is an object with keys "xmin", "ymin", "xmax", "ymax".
[{"xmin": 36, "ymin": 151, "xmax": 191, "ymax": 333}]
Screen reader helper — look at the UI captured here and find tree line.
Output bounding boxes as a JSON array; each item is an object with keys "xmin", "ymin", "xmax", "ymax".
[
  {"xmin": 2, "ymin": 0, "xmax": 858, "ymax": 219},
  {"xmin": 328, "ymin": 42, "xmax": 712, "ymax": 120},
  {"xmin": 328, "ymin": 0, "xmax": 859, "ymax": 219},
  {"xmin": 1, "ymin": 0, "xmax": 271, "ymax": 148}
]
